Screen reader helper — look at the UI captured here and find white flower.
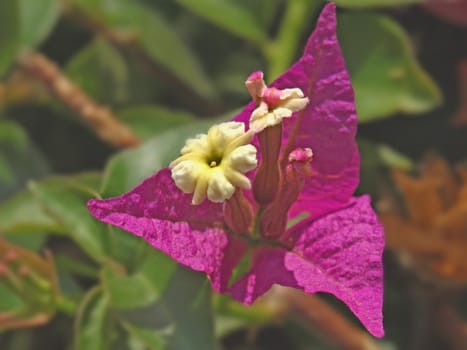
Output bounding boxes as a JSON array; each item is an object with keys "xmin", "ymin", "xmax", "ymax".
[
  {"xmin": 170, "ymin": 122, "xmax": 257, "ymax": 205},
  {"xmin": 245, "ymin": 72, "xmax": 309, "ymax": 133},
  {"xmin": 250, "ymin": 88, "xmax": 309, "ymax": 132}
]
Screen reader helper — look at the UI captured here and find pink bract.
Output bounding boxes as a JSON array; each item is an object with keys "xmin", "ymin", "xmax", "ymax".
[
  {"xmin": 234, "ymin": 3, "xmax": 359, "ymax": 221},
  {"xmin": 87, "ymin": 3, "xmax": 384, "ymax": 338}
]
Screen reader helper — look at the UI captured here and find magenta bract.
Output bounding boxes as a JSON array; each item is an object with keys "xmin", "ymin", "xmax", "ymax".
[{"xmin": 87, "ymin": 3, "xmax": 384, "ymax": 338}]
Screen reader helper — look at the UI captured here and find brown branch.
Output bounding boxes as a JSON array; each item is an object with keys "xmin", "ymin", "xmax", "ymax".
[
  {"xmin": 274, "ymin": 288, "xmax": 381, "ymax": 350},
  {"xmin": 18, "ymin": 51, "xmax": 140, "ymax": 148}
]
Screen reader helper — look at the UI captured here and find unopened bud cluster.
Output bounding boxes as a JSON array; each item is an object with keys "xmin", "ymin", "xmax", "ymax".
[{"xmin": 0, "ymin": 240, "xmax": 56, "ymax": 311}]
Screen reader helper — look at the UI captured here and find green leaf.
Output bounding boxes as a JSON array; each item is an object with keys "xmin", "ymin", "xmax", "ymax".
[
  {"xmin": 54, "ymin": 254, "xmax": 99, "ymax": 279},
  {"xmin": 101, "ymin": 249, "xmax": 176, "ymax": 311},
  {"xmin": 116, "ymin": 301, "xmax": 172, "ymax": 331},
  {"xmin": 0, "ymin": 189, "xmax": 60, "ymax": 234},
  {"xmin": 102, "ymin": 264, "xmax": 158, "ymax": 310},
  {"xmin": 124, "ymin": 322, "xmax": 168, "ymax": 350},
  {"xmin": 213, "ymin": 295, "xmax": 272, "ymax": 338},
  {"xmin": 136, "ymin": 249, "xmax": 177, "ymax": 300},
  {"xmin": 358, "ymin": 139, "xmax": 413, "ymax": 198},
  {"xmin": 377, "ymin": 144, "xmax": 413, "ymax": 171},
  {"xmin": 162, "ymin": 266, "xmax": 217, "ymax": 350},
  {"xmin": 66, "ymin": 38, "xmax": 129, "ymax": 105},
  {"xmin": 28, "ymin": 177, "xmax": 110, "ymax": 262},
  {"xmin": 359, "ymin": 140, "xmax": 414, "ymax": 172},
  {"xmin": 214, "ymin": 52, "xmax": 261, "ymax": 95},
  {"xmin": 0, "ymin": 173, "xmax": 101, "ymax": 254},
  {"xmin": 19, "ymin": 0, "xmax": 60, "ymax": 48},
  {"xmin": 236, "ymin": 0, "xmax": 282, "ymax": 29},
  {"xmin": 338, "ymin": 12, "xmax": 442, "ymax": 122},
  {"xmin": 0, "ymin": 0, "xmax": 19, "ymax": 77},
  {"xmin": 118, "ymin": 105, "xmax": 196, "ymax": 141},
  {"xmin": 73, "ymin": 0, "xmax": 214, "ymax": 98},
  {"xmin": 0, "ymin": 172, "xmax": 100, "ymax": 236},
  {"xmin": 176, "ymin": 0, "xmax": 265, "ymax": 43},
  {"xmin": 65, "ymin": 37, "xmax": 169, "ymax": 106},
  {"xmin": 12, "ymin": 173, "xmax": 143, "ymax": 270},
  {"xmin": 103, "ymin": 226, "xmax": 149, "ymax": 270},
  {"xmin": 0, "ymin": 121, "xmax": 49, "ymax": 199},
  {"xmin": 75, "ymin": 287, "xmax": 112, "ymax": 350},
  {"xmin": 66, "ymin": 172, "xmax": 103, "ymax": 193},
  {"xmin": 117, "ymin": 266, "xmax": 217, "ymax": 350},
  {"xmin": 0, "ymin": 285, "xmax": 24, "ymax": 312},
  {"xmin": 333, "ymin": 0, "xmax": 422, "ymax": 7},
  {"xmin": 4, "ymin": 231, "xmax": 47, "ymax": 251},
  {"xmin": 6, "ymin": 173, "xmax": 145, "ymax": 270},
  {"xmin": 100, "ymin": 119, "xmax": 215, "ymax": 197}
]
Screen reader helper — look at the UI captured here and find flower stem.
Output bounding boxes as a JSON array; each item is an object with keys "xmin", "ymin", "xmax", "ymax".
[
  {"xmin": 214, "ymin": 295, "xmax": 274, "ymax": 324},
  {"xmin": 253, "ymin": 124, "xmax": 283, "ymax": 206},
  {"xmin": 55, "ymin": 295, "xmax": 78, "ymax": 315}
]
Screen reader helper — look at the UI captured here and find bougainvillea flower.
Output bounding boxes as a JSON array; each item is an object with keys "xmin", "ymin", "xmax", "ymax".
[
  {"xmin": 169, "ymin": 122, "xmax": 257, "ymax": 204},
  {"xmin": 87, "ymin": 3, "xmax": 384, "ymax": 338}
]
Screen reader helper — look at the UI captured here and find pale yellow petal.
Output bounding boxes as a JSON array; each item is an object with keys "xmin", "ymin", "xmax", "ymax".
[
  {"xmin": 171, "ymin": 161, "xmax": 203, "ymax": 194},
  {"xmin": 279, "ymin": 88, "xmax": 305, "ymax": 100},
  {"xmin": 225, "ymin": 144, "xmax": 257, "ymax": 173},
  {"xmin": 192, "ymin": 176, "xmax": 209, "ymax": 205},
  {"xmin": 207, "ymin": 170, "xmax": 235, "ymax": 202},
  {"xmin": 181, "ymin": 134, "xmax": 209, "ymax": 156},
  {"xmin": 224, "ymin": 170, "xmax": 251, "ymax": 189},
  {"xmin": 280, "ymin": 97, "xmax": 309, "ymax": 112}
]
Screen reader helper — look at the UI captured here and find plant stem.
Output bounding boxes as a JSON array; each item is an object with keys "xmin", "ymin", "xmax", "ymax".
[
  {"xmin": 55, "ymin": 295, "xmax": 78, "ymax": 315},
  {"xmin": 18, "ymin": 51, "xmax": 140, "ymax": 148},
  {"xmin": 263, "ymin": 0, "xmax": 323, "ymax": 80},
  {"xmin": 214, "ymin": 296, "xmax": 273, "ymax": 324}
]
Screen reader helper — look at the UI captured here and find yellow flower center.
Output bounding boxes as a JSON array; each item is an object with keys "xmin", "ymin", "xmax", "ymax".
[{"xmin": 169, "ymin": 122, "xmax": 257, "ymax": 205}]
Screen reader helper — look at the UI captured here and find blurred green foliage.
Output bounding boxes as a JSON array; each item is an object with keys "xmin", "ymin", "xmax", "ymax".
[{"xmin": 0, "ymin": 0, "xmax": 465, "ymax": 349}]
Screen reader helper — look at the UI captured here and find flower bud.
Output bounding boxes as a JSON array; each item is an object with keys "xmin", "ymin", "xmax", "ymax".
[
  {"xmin": 245, "ymin": 71, "xmax": 266, "ymax": 103},
  {"xmin": 259, "ymin": 148, "xmax": 313, "ymax": 239}
]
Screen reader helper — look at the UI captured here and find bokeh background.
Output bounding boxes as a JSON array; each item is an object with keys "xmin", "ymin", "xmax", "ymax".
[{"xmin": 0, "ymin": 0, "xmax": 466, "ymax": 349}]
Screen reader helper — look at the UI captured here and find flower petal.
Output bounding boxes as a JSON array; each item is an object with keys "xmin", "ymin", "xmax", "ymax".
[
  {"xmin": 234, "ymin": 3, "xmax": 359, "ymax": 220},
  {"xmin": 87, "ymin": 168, "xmax": 247, "ymax": 292},
  {"xmin": 230, "ymin": 196, "xmax": 384, "ymax": 338}
]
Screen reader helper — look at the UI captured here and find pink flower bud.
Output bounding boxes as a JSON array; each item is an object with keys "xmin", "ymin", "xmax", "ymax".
[
  {"xmin": 245, "ymin": 71, "xmax": 266, "ymax": 103},
  {"xmin": 259, "ymin": 148, "xmax": 313, "ymax": 239},
  {"xmin": 262, "ymin": 87, "xmax": 282, "ymax": 106}
]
